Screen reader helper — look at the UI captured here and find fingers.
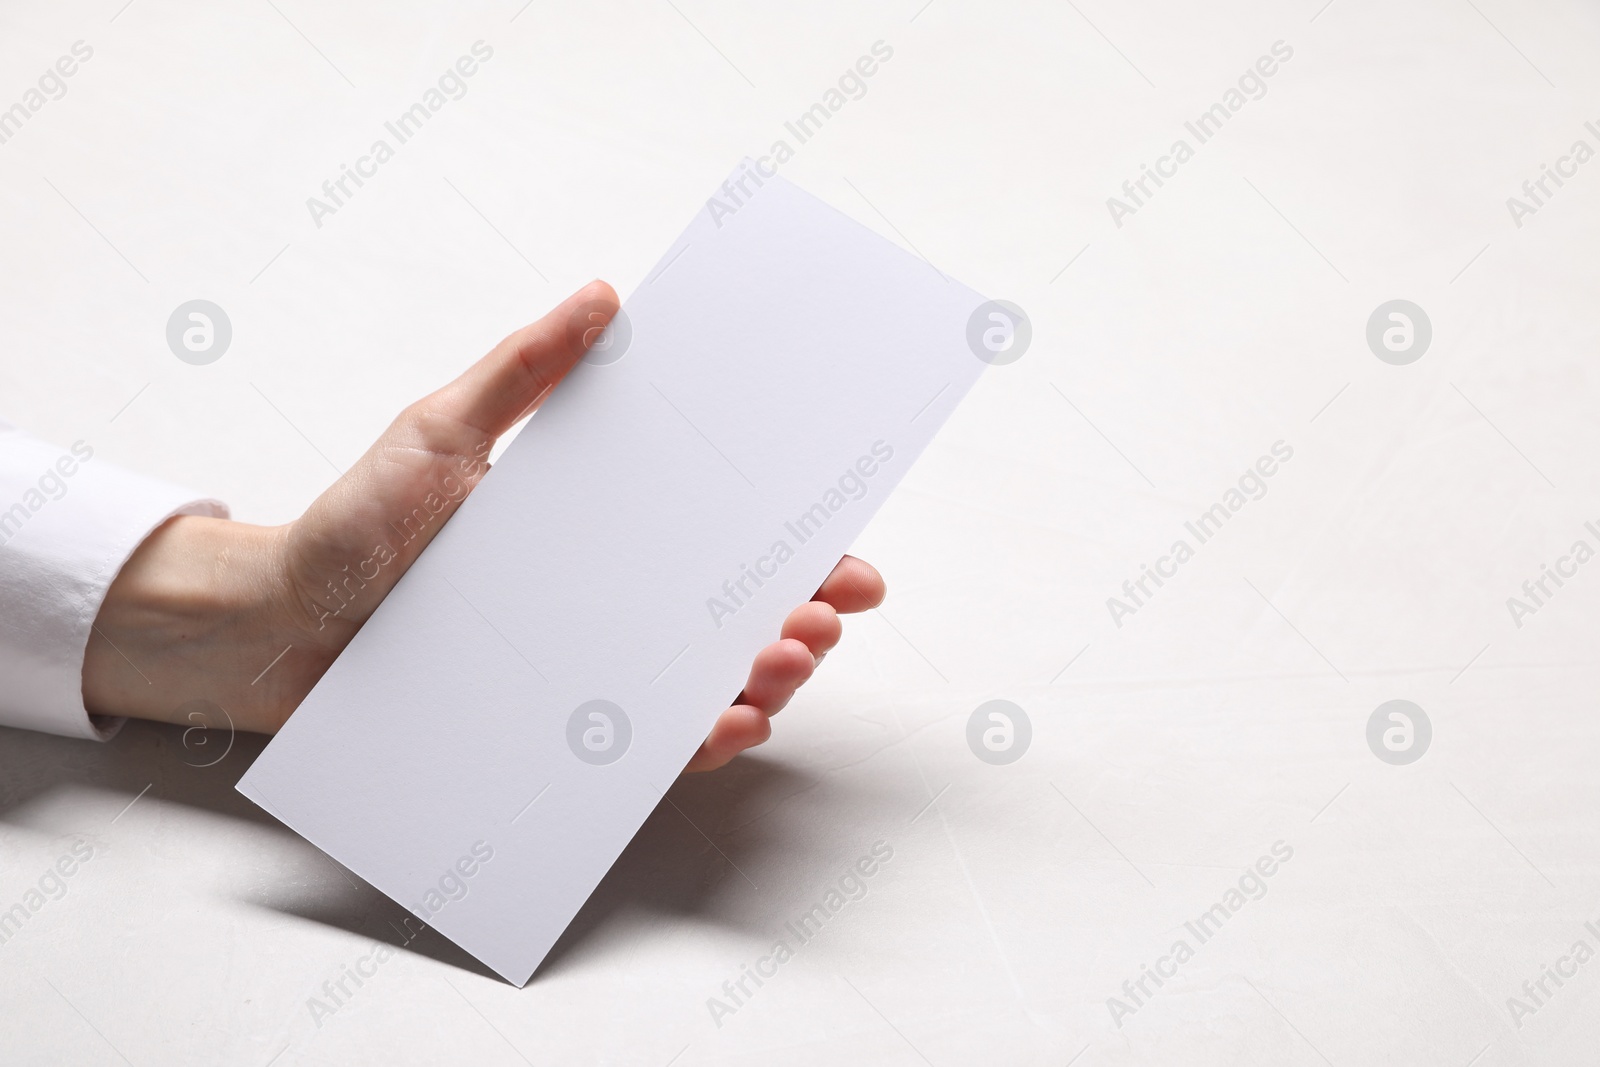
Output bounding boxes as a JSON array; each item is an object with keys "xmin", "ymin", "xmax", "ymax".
[
  {"xmin": 813, "ymin": 554, "xmax": 886, "ymax": 613},
  {"xmin": 780, "ymin": 600, "xmax": 842, "ymax": 661},
  {"xmin": 429, "ymin": 279, "xmax": 619, "ymax": 438},
  {"xmin": 684, "ymin": 559, "xmax": 886, "ymax": 774},
  {"xmin": 736, "ymin": 637, "xmax": 814, "ymax": 716},
  {"xmin": 684, "ymin": 705, "xmax": 770, "ymax": 773}
]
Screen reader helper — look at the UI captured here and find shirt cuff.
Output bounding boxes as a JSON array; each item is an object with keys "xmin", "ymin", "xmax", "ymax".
[{"xmin": 0, "ymin": 423, "xmax": 228, "ymax": 741}]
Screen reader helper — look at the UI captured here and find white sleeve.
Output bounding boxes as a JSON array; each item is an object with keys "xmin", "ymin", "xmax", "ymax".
[{"xmin": 0, "ymin": 420, "xmax": 228, "ymax": 741}]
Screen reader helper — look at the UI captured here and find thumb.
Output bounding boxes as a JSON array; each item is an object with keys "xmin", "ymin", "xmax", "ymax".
[
  {"xmin": 430, "ymin": 279, "xmax": 620, "ymax": 438},
  {"xmin": 279, "ymin": 280, "xmax": 621, "ymax": 637}
]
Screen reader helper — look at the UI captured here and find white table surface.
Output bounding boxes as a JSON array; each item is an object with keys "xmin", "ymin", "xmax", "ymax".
[{"xmin": 3, "ymin": 0, "xmax": 1599, "ymax": 1063}]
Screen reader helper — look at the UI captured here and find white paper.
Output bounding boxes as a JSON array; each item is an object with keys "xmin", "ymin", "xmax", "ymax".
[{"xmin": 237, "ymin": 166, "xmax": 991, "ymax": 985}]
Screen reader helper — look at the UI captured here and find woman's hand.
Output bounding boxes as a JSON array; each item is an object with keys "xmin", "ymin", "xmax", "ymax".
[{"xmin": 82, "ymin": 281, "xmax": 885, "ymax": 772}]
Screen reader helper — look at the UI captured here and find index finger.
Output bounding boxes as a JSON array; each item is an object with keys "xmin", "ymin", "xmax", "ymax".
[{"xmin": 813, "ymin": 555, "xmax": 885, "ymax": 613}]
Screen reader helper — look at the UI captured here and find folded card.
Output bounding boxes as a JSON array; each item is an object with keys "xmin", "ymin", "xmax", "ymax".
[{"xmin": 238, "ymin": 164, "xmax": 996, "ymax": 985}]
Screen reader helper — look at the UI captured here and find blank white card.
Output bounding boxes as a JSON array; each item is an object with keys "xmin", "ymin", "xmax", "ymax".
[{"xmin": 238, "ymin": 166, "xmax": 991, "ymax": 985}]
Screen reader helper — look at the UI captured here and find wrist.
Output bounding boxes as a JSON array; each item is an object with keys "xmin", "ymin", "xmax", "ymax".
[{"xmin": 82, "ymin": 515, "xmax": 295, "ymax": 731}]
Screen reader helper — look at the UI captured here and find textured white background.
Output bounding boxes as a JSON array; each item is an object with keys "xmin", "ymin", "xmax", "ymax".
[{"xmin": 3, "ymin": 0, "xmax": 1599, "ymax": 1064}]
